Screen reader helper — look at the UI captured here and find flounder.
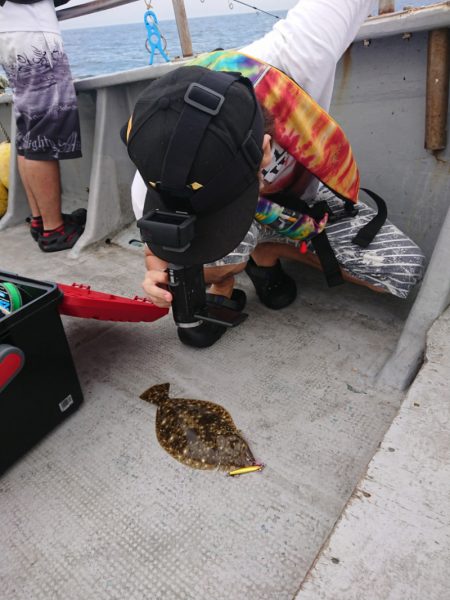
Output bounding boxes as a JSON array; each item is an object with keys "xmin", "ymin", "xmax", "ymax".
[{"xmin": 140, "ymin": 383, "xmax": 256, "ymax": 471}]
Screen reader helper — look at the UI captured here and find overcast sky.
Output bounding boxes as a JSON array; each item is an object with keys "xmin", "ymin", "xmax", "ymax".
[
  {"xmin": 59, "ymin": 0, "xmax": 299, "ymax": 29},
  {"xmin": 58, "ymin": 0, "xmax": 435, "ymax": 30}
]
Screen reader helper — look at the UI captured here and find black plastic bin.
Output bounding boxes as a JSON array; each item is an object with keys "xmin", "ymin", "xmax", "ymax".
[{"xmin": 0, "ymin": 271, "xmax": 83, "ymax": 474}]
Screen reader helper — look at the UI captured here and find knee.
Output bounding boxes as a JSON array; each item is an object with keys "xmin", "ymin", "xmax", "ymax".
[
  {"xmin": 204, "ymin": 262, "xmax": 246, "ymax": 285},
  {"xmin": 252, "ymin": 242, "xmax": 288, "ymax": 263}
]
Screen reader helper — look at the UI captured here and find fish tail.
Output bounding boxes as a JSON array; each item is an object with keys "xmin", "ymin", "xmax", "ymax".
[{"xmin": 139, "ymin": 383, "xmax": 170, "ymax": 405}]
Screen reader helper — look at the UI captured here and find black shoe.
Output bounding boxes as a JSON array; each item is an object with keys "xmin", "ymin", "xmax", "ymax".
[
  {"xmin": 28, "ymin": 209, "xmax": 86, "ymax": 243},
  {"xmin": 27, "ymin": 216, "xmax": 43, "ymax": 242},
  {"xmin": 38, "ymin": 209, "xmax": 87, "ymax": 253},
  {"xmin": 177, "ymin": 289, "xmax": 246, "ymax": 348},
  {"xmin": 65, "ymin": 208, "xmax": 87, "ymax": 226},
  {"xmin": 245, "ymin": 257, "xmax": 297, "ymax": 310}
]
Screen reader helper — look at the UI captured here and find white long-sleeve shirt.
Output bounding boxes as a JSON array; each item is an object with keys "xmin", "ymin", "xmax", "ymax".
[
  {"xmin": 0, "ymin": 0, "xmax": 60, "ymax": 34},
  {"xmin": 131, "ymin": 0, "xmax": 375, "ymax": 217},
  {"xmin": 243, "ymin": 0, "xmax": 375, "ymax": 111}
]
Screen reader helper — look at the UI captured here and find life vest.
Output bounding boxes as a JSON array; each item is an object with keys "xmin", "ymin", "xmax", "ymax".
[
  {"xmin": 190, "ymin": 50, "xmax": 359, "ymax": 205},
  {"xmin": 189, "ymin": 50, "xmax": 387, "ymax": 285}
]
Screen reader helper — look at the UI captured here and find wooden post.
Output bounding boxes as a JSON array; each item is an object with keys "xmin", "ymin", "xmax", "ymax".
[
  {"xmin": 378, "ymin": 0, "xmax": 395, "ymax": 14},
  {"xmin": 172, "ymin": 0, "xmax": 193, "ymax": 57},
  {"xmin": 425, "ymin": 29, "xmax": 449, "ymax": 151}
]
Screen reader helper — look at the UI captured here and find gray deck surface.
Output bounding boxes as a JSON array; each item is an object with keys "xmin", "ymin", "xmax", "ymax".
[
  {"xmin": 2, "ymin": 7, "xmax": 450, "ymax": 597},
  {"xmin": 0, "ymin": 223, "xmax": 411, "ymax": 600},
  {"xmin": 298, "ymin": 307, "xmax": 450, "ymax": 600}
]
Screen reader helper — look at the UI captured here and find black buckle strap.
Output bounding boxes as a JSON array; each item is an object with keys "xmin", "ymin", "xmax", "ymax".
[
  {"xmin": 261, "ymin": 187, "xmax": 387, "ymax": 284},
  {"xmin": 264, "ymin": 192, "xmax": 344, "ymax": 287},
  {"xmin": 189, "ymin": 131, "xmax": 262, "ymax": 214},
  {"xmin": 242, "ymin": 130, "xmax": 264, "ymax": 171},
  {"xmin": 159, "ymin": 69, "xmax": 263, "ymax": 215},
  {"xmin": 160, "ymin": 70, "xmax": 240, "ymax": 196},
  {"xmin": 184, "ymin": 82, "xmax": 225, "ymax": 115},
  {"xmin": 351, "ymin": 188, "xmax": 387, "ymax": 248},
  {"xmin": 310, "ymin": 230, "xmax": 344, "ymax": 287},
  {"xmin": 344, "ymin": 200, "xmax": 359, "ymax": 217}
]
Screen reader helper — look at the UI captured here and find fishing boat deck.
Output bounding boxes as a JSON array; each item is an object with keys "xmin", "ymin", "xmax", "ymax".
[
  {"xmin": 1, "ymin": 223, "xmax": 449, "ymax": 599},
  {"xmin": 1, "ymin": 4, "xmax": 450, "ymax": 599},
  {"xmin": 0, "ymin": 223, "xmax": 407, "ymax": 599}
]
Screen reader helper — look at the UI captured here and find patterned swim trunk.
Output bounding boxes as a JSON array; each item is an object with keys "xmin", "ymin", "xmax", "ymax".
[
  {"xmin": 206, "ymin": 186, "xmax": 426, "ymax": 299},
  {"xmin": 0, "ymin": 31, "xmax": 81, "ymax": 161}
]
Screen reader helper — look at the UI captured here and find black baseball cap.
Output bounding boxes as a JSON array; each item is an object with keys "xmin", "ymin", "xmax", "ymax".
[{"xmin": 122, "ymin": 65, "xmax": 264, "ymax": 265}]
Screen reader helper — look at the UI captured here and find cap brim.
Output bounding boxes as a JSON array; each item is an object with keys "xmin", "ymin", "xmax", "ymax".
[{"xmin": 141, "ymin": 179, "xmax": 260, "ymax": 266}]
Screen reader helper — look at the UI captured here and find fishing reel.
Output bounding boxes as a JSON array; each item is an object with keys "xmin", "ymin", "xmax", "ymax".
[
  {"xmin": 0, "ymin": 282, "xmax": 23, "ymax": 317},
  {"xmin": 137, "ymin": 209, "xmax": 247, "ymax": 329}
]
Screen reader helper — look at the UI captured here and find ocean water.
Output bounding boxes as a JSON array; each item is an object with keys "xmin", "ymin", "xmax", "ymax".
[
  {"xmin": 62, "ymin": 12, "xmax": 288, "ymax": 79},
  {"xmin": 0, "ymin": 2, "xmax": 437, "ymax": 80},
  {"xmin": 61, "ymin": 0, "xmax": 439, "ymax": 79}
]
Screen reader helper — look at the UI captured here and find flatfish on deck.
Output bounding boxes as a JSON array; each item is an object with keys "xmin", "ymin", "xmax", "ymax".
[{"xmin": 140, "ymin": 383, "xmax": 256, "ymax": 471}]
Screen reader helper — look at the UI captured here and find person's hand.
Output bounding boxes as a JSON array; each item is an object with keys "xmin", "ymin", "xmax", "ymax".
[
  {"xmin": 143, "ymin": 247, "xmax": 172, "ymax": 308},
  {"xmin": 142, "ymin": 268, "xmax": 172, "ymax": 308}
]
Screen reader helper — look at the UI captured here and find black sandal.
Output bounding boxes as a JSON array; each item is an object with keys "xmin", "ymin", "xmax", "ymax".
[
  {"xmin": 38, "ymin": 209, "xmax": 87, "ymax": 253},
  {"xmin": 28, "ymin": 208, "xmax": 86, "ymax": 244},
  {"xmin": 245, "ymin": 257, "xmax": 297, "ymax": 310},
  {"xmin": 27, "ymin": 216, "xmax": 43, "ymax": 242}
]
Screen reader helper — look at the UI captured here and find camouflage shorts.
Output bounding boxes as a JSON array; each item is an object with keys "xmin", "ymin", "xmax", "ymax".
[
  {"xmin": 206, "ymin": 186, "xmax": 425, "ymax": 299},
  {"xmin": 0, "ymin": 31, "xmax": 81, "ymax": 160}
]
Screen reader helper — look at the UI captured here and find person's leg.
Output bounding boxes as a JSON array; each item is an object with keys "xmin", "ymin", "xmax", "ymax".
[
  {"xmin": 241, "ymin": 178, "xmax": 427, "ymax": 300},
  {"xmin": 313, "ymin": 187, "xmax": 426, "ymax": 298},
  {"xmin": 3, "ymin": 31, "xmax": 84, "ymax": 250},
  {"xmin": 17, "ymin": 156, "xmax": 40, "ymax": 218},
  {"xmin": 252, "ymin": 241, "xmax": 388, "ymax": 293},
  {"xmin": 203, "ymin": 220, "xmax": 261, "ymax": 297},
  {"xmin": 205, "ymin": 263, "xmax": 245, "ymax": 298},
  {"xmin": 250, "ymin": 186, "xmax": 426, "ymax": 299},
  {"xmin": 204, "ymin": 237, "xmax": 376, "ymax": 309},
  {"xmin": 17, "ymin": 156, "xmax": 63, "ymax": 229}
]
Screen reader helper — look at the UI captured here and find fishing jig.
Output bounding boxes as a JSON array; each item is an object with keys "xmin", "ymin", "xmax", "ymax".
[{"xmin": 228, "ymin": 464, "xmax": 265, "ymax": 477}]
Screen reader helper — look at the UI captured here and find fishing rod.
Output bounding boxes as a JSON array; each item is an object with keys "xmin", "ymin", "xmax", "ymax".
[
  {"xmin": 227, "ymin": 0, "xmax": 280, "ymax": 19},
  {"xmin": 56, "ymin": 0, "xmax": 139, "ymax": 21}
]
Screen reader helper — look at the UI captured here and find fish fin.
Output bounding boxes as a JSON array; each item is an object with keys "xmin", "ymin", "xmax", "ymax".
[{"xmin": 139, "ymin": 383, "xmax": 170, "ymax": 405}]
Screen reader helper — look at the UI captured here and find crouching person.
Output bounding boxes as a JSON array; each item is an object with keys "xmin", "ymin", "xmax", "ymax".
[{"xmin": 122, "ymin": 0, "xmax": 425, "ymax": 348}]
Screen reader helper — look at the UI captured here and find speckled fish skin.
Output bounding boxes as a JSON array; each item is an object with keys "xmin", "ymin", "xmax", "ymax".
[{"xmin": 140, "ymin": 383, "xmax": 256, "ymax": 471}]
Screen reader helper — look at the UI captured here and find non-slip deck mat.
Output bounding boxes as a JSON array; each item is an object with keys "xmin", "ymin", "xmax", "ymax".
[{"xmin": 0, "ymin": 226, "xmax": 406, "ymax": 599}]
